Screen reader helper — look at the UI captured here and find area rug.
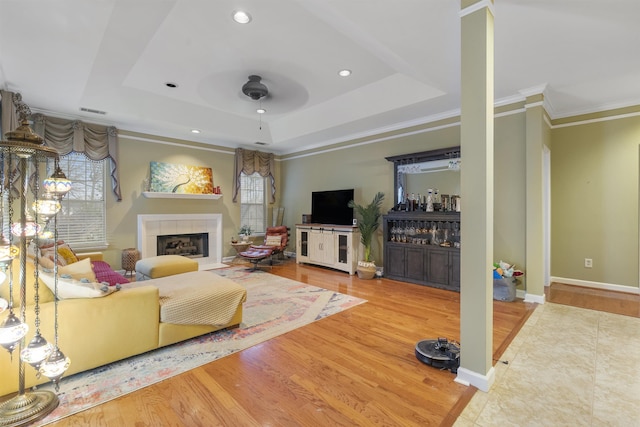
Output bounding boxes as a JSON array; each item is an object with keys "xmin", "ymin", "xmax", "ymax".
[{"xmin": 33, "ymin": 266, "xmax": 366, "ymax": 426}]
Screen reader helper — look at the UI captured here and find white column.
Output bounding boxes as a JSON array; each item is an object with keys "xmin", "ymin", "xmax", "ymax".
[{"xmin": 456, "ymin": 0, "xmax": 495, "ymax": 392}]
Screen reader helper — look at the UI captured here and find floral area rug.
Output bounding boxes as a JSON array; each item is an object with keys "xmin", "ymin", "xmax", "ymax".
[{"xmin": 34, "ymin": 266, "xmax": 366, "ymax": 425}]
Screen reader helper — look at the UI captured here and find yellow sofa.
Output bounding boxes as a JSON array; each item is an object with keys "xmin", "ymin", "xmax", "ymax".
[{"xmin": 0, "ymin": 257, "xmax": 244, "ymax": 397}]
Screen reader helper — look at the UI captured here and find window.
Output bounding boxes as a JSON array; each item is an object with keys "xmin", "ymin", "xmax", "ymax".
[
  {"xmin": 50, "ymin": 153, "xmax": 107, "ymax": 250},
  {"xmin": 240, "ymin": 172, "xmax": 266, "ymax": 234}
]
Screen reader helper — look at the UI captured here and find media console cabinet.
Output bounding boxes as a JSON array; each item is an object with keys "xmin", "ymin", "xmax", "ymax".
[{"xmin": 295, "ymin": 224, "xmax": 360, "ymax": 275}]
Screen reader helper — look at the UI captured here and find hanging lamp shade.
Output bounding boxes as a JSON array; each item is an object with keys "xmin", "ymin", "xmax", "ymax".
[
  {"xmin": 0, "ymin": 311, "xmax": 29, "ymax": 352},
  {"xmin": 20, "ymin": 333, "xmax": 53, "ymax": 369},
  {"xmin": 0, "ymin": 233, "xmax": 18, "ymax": 266},
  {"xmin": 11, "ymin": 212, "xmax": 41, "ymax": 238},
  {"xmin": 43, "ymin": 166, "xmax": 71, "ymax": 198},
  {"xmin": 33, "ymin": 193, "xmax": 61, "ymax": 219},
  {"xmin": 39, "ymin": 348, "xmax": 70, "ymax": 386}
]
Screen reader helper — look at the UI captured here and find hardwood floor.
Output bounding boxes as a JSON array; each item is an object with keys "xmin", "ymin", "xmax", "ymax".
[
  {"xmin": 48, "ymin": 261, "xmax": 539, "ymax": 427},
  {"xmin": 546, "ymin": 282, "xmax": 640, "ymax": 318}
]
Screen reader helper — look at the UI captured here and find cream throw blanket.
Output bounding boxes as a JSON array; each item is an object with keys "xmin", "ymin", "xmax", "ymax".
[{"xmin": 122, "ymin": 271, "xmax": 247, "ymax": 326}]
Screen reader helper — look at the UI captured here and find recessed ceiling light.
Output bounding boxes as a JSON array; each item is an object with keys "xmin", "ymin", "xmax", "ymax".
[
  {"xmin": 232, "ymin": 10, "xmax": 252, "ymax": 24},
  {"xmin": 165, "ymin": 82, "xmax": 178, "ymax": 88},
  {"xmin": 257, "ymin": 108, "xmax": 266, "ymax": 114},
  {"xmin": 191, "ymin": 129, "xmax": 200, "ymax": 134},
  {"xmin": 338, "ymin": 69, "xmax": 352, "ymax": 77}
]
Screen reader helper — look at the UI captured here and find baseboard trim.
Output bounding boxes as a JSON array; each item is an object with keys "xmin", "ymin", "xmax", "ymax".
[
  {"xmin": 550, "ymin": 276, "xmax": 640, "ymax": 295},
  {"xmin": 455, "ymin": 366, "xmax": 495, "ymax": 392},
  {"xmin": 523, "ymin": 293, "xmax": 545, "ymax": 304}
]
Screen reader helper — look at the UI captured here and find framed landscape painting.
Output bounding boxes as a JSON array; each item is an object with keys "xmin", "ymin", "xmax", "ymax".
[{"xmin": 149, "ymin": 161, "xmax": 214, "ymax": 194}]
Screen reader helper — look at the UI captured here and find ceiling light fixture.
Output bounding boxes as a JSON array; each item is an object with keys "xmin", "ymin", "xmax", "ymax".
[
  {"xmin": 191, "ymin": 129, "xmax": 200, "ymax": 134},
  {"xmin": 338, "ymin": 69, "xmax": 352, "ymax": 77},
  {"xmin": 241, "ymin": 75, "xmax": 269, "ymax": 130},
  {"xmin": 232, "ymin": 10, "xmax": 252, "ymax": 24}
]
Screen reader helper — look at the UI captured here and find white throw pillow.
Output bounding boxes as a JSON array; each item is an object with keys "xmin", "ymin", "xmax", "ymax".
[
  {"xmin": 39, "ymin": 269, "xmax": 118, "ymax": 299},
  {"xmin": 57, "ymin": 258, "xmax": 97, "ymax": 282},
  {"xmin": 265, "ymin": 235, "xmax": 282, "ymax": 247}
]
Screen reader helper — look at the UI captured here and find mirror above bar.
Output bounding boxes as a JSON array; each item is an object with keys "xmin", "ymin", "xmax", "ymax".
[{"xmin": 385, "ymin": 146, "xmax": 460, "ymax": 212}]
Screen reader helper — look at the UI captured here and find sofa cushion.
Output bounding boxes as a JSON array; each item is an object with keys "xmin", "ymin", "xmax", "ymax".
[
  {"xmin": 92, "ymin": 260, "xmax": 130, "ymax": 286},
  {"xmin": 38, "ymin": 241, "xmax": 78, "ymax": 266},
  {"xmin": 39, "ymin": 269, "xmax": 119, "ymax": 299},
  {"xmin": 0, "ymin": 259, "xmax": 55, "ymax": 306},
  {"xmin": 135, "ymin": 255, "xmax": 199, "ymax": 281},
  {"xmin": 57, "ymin": 258, "xmax": 97, "ymax": 282}
]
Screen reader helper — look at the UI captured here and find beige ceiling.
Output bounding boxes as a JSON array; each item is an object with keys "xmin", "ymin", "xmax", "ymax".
[{"xmin": 1, "ymin": 0, "xmax": 639, "ymax": 154}]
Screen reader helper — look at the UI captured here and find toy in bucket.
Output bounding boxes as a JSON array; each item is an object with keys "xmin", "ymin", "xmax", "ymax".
[{"xmin": 492, "ymin": 261, "xmax": 524, "ymax": 302}]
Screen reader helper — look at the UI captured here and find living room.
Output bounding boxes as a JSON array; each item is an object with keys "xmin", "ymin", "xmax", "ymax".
[{"xmin": 1, "ymin": 1, "xmax": 640, "ymax": 425}]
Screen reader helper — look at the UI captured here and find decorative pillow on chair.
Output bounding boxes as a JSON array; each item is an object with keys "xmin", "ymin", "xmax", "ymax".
[{"xmin": 265, "ymin": 235, "xmax": 282, "ymax": 247}]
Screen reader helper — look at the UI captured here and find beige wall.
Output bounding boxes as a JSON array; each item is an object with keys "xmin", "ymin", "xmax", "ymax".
[
  {"xmin": 279, "ymin": 111, "xmax": 528, "ymax": 271},
  {"xmin": 551, "ymin": 113, "xmax": 640, "ymax": 289},
  {"xmin": 101, "ymin": 131, "xmax": 282, "ymax": 267},
  {"xmin": 279, "ymin": 125, "xmax": 461, "ymax": 265},
  {"xmin": 102, "ymin": 104, "xmax": 640, "ymax": 293},
  {"xmin": 494, "ymin": 112, "xmax": 527, "ymax": 279}
]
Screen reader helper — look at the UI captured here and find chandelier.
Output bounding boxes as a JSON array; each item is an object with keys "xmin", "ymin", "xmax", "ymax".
[{"xmin": 0, "ymin": 98, "xmax": 72, "ymax": 426}]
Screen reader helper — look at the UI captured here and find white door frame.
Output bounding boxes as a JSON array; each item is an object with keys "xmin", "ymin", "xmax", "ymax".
[{"xmin": 543, "ymin": 145, "xmax": 551, "ymax": 286}]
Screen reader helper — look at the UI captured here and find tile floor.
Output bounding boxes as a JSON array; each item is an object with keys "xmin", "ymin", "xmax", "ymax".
[{"xmin": 454, "ymin": 303, "xmax": 640, "ymax": 426}]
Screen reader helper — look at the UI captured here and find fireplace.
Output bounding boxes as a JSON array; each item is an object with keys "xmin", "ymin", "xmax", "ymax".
[
  {"xmin": 137, "ymin": 214, "xmax": 222, "ymax": 270},
  {"xmin": 157, "ymin": 233, "xmax": 209, "ymax": 258}
]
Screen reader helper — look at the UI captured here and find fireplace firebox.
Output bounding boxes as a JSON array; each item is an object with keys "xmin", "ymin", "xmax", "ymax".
[{"xmin": 157, "ymin": 233, "xmax": 209, "ymax": 258}]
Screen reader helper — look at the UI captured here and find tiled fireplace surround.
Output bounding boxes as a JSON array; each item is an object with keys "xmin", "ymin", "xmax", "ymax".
[{"xmin": 137, "ymin": 214, "xmax": 222, "ymax": 270}]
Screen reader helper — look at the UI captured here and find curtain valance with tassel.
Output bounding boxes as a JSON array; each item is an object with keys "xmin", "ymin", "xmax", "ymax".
[
  {"xmin": 0, "ymin": 90, "xmax": 123, "ymax": 201},
  {"xmin": 31, "ymin": 113, "xmax": 122, "ymax": 201},
  {"xmin": 232, "ymin": 148, "xmax": 276, "ymax": 203}
]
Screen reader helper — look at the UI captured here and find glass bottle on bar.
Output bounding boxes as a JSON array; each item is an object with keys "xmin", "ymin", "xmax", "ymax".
[{"xmin": 426, "ymin": 189, "xmax": 434, "ymax": 212}]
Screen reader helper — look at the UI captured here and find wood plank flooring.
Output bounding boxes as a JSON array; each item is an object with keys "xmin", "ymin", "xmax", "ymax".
[
  {"xmin": 546, "ymin": 282, "xmax": 640, "ymax": 318},
  {"xmin": 45, "ymin": 261, "xmax": 538, "ymax": 426}
]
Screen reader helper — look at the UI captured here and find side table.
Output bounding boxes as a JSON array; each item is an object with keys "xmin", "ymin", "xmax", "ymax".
[{"xmin": 122, "ymin": 248, "xmax": 140, "ymax": 278}]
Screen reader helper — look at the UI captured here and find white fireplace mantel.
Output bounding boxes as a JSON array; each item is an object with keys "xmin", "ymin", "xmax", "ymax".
[
  {"xmin": 137, "ymin": 214, "xmax": 223, "ymax": 270},
  {"xmin": 142, "ymin": 192, "xmax": 222, "ymax": 200}
]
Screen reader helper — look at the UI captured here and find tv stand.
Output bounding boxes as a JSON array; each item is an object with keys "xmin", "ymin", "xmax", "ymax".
[{"xmin": 295, "ymin": 224, "xmax": 360, "ymax": 275}]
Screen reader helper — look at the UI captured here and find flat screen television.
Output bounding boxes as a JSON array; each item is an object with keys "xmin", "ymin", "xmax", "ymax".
[{"xmin": 311, "ymin": 189, "xmax": 354, "ymax": 226}]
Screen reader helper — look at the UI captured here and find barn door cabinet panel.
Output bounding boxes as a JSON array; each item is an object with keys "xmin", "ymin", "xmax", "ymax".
[{"xmin": 296, "ymin": 225, "xmax": 359, "ymax": 275}]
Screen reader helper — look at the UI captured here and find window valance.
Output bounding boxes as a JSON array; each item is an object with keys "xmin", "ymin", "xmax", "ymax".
[
  {"xmin": 0, "ymin": 90, "xmax": 123, "ymax": 201},
  {"xmin": 232, "ymin": 148, "xmax": 276, "ymax": 203},
  {"xmin": 31, "ymin": 113, "xmax": 122, "ymax": 202}
]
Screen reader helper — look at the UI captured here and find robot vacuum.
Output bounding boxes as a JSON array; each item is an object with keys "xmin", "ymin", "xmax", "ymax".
[{"xmin": 415, "ymin": 337, "xmax": 460, "ymax": 373}]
